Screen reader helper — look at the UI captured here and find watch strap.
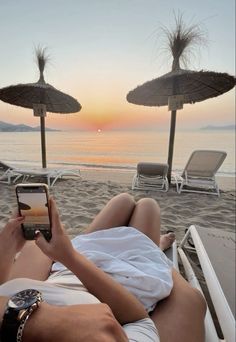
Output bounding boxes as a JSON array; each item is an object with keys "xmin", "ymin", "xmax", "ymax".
[
  {"xmin": 0, "ymin": 293, "xmax": 42, "ymax": 342},
  {"xmin": 0, "ymin": 309, "xmax": 21, "ymax": 342},
  {"xmin": 16, "ymin": 306, "xmax": 35, "ymax": 342}
]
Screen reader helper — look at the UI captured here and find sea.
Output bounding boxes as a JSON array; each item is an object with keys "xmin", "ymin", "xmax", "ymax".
[{"xmin": 0, "ymin": 130, "xmax": 235, "ymax": 176}]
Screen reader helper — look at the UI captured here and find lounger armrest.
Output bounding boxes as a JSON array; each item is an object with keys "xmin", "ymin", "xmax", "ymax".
[{"xmin": 180, "ymin": 225, "xmax": 235, "ymax": 342}]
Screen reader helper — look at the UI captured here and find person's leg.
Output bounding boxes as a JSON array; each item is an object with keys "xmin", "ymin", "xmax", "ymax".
[
  {"xmin": 86, "ymin": 194, "xmax": 174, "ymax": 249},
  {"xmin": 128, "ymin": 197, "xmax": 161, "ymax": 246},
  {"xmin": 151, "ymin": 269, "xmax": 206, "ymax": 342},
  {"xmin": 8, "ymin": 241, "xmax": 53, "ymax": 281},
  {"xmin": 125, "ymin": 197, "xmax": 206, "ymax": 341},
  {"xmin": 85, "ymin": 193, "xmax": 136, "ymax": 233}
]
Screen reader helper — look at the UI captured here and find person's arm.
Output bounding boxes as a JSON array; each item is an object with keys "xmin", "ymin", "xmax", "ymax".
[
  {"xmin": 0, "ymin": 296, "xmax": 128, "ymax": 342},
  {"xmin": 0, "ymin": 216, "xmax": 25, "ymax": 284},
  {"xmin": 36, "ymin": 198, "xmax": 148, "ymax": 325}
]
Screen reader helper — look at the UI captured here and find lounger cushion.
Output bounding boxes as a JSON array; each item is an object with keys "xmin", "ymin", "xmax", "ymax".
[{"xmin": 137, "ymin": 162, "xmax": 168, "ymax": 176}]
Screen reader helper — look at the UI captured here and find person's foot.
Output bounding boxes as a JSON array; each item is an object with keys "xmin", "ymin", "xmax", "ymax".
[{"xmin": 159, "ymin": 232, "xmax": 175, "ymax": 251}]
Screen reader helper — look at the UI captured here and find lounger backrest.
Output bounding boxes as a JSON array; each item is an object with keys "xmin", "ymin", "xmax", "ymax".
[
  {"xmin": 0, "ymin": 161, "xmax": 11, "ymax": 171},
  {"xmin": 137, "ymin": 162, "xmax": 169, "ymax": 177},
  {"xmin": 182, "ymin": 150, "xmax": 227, "ymax": 178}
]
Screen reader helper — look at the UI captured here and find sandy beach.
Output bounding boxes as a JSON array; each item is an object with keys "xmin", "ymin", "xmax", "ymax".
[{"xmin": 0, "ymin": 169, "xmax": 235, "ymax": 242}]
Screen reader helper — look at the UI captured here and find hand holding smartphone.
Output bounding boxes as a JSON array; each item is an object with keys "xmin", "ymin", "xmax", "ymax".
[{"xmin": 15, "ymin": 183, "xmax": 52, "ymax": 241}]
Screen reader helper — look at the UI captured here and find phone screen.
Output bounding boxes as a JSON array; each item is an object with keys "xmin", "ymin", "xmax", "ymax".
[{"xmin": 16, "ymin": 184, "xmax": 51, "ymax": 240}]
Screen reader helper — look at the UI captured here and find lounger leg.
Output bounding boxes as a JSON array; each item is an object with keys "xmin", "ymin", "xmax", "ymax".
[
  {"xmin": 47, "ymin": 175, "xmax": 51, "ymax": 187},
  {"xmin": 164, "ymin": 178, "xmax": 169, "ymax": 192},
  {"xmin": 132, "ymin": 174, "xmax": 137, "ymax": 190},
  {"xmin": 13, "ymin": 174, "xmax": 24, "ymax": 184}
]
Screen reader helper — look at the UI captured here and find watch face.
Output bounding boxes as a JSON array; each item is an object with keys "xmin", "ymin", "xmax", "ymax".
[{"xmin": 8, "ymin": 289, "xmax": 41, "ymax": 310}]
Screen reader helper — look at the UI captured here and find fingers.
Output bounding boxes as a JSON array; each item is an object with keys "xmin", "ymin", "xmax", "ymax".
[
  {"xmin": 50, "ymin": 197, "xmax": 63, "ymax": 234},
  {"xmin": 5, "ymin": 217, "xmax": 24, "ymax": 232},
  {"xmin": 11, "ymin": 209, "xmax": 20, "ymax": 219},
  {"xmin": 35, "ymin": 231, "xmax": 49, "ymax": 252}
]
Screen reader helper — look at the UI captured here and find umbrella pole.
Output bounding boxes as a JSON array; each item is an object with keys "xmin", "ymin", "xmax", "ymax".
[
  {"xmin": 40, "ymin": 116, "xmax": 47, "ymax": 168},
  {"xmin": 167, "ymin": 110, "xmax": 177, "ymax": 183}
]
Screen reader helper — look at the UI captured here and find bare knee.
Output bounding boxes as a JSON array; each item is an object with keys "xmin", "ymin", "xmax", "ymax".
[
  {"xmin": 114, "ymin": 193, "xmax": 136, "ymax": 206},
  {"xmin": 136, "ymin": 198, "xmax": 160, "ymax": 213},
  {"xmin": 129, "ymin": 198, "xmax": 161, "ymax": 243}
]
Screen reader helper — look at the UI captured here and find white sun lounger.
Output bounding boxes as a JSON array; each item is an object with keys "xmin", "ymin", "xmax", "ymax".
[
  {"xmin": 10, "ymin": 167, "xmax": 82, "ymax": 187},
  {"xmin": 164, "ymin": 240, "xmax": 179, "ymax": 271},
  {"xmin": 0, "ymin": 161, "xmax": 24, "ymax": 184},
  {"xmin": 178, "ymin": 225, "xmax": 235, "ymax": 342},
  {"xmin": 0, "ymin": 162, "xmax": 81, "ymax": 187},
  {"xmin": 132, "ymin": 162, "xmax": 169, "ymax": 192},
  {"xmin": 172, "ymin": 150, "xmax": 227, "ymax": 196}
]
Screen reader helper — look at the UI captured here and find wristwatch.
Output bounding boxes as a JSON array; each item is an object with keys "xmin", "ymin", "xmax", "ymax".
[{"xmin": 0, "ymin": 289, "xmax": 43, "ymax": 342}]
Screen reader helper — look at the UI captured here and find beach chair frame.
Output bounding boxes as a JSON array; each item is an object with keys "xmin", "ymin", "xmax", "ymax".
[
  {"xmin": 164, "ymin": 240, "xmax": 179, "ymax": 271},
  {"xmin": 0, "ymin": 161, "xmax": 24, "ymax": 184},
  {"xmin": 11, "ymin": 167, "xmax": 82, "ymax": 187},
  {"xmin": 132, "ymin": 162, "xmax": 169, "ymax": 192},
  {"xmin": 172, "ymin": 150, "xmax": 227, "ymax": 196},
  {"xmin": 178, "ymin": 225, "xmax": 235, "ymax": 342},
  {"xmin": 0, "ymin": 162, "xmax": 82, "ymax": 187}
]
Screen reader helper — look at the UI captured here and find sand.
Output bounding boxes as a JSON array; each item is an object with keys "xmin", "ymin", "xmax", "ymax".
[
  {"xmin": 0, "ymin": 169, "xmax": 235, "ymax": 243},
  {"xmin": 0, "ymin": 169, "xmax": 234, "ymax": 337}
]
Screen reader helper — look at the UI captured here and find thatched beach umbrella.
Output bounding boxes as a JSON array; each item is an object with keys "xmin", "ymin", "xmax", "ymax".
[
  {"xmin": 0, "ymin": 48, "xmax": 81, "ymax": 168},
  {"xmin": 127, "ymin": 18, "xmax": 236, "ymax": 182}
]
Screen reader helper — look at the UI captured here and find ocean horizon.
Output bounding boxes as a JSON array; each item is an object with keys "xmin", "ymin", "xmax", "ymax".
[{"xmin": 0, "ymin": 129, "xmax": 235, "ymax": 176}]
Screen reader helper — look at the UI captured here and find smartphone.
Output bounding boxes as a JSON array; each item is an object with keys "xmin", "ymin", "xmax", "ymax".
[{"xmin": 15, "ymin": 183, "xmax": 52, "ymax": 241}]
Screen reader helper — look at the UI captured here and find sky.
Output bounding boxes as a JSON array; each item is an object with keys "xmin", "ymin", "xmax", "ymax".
[{"xmin": 0, "ymin": 0, "xmax": 235, "ymax": 131}]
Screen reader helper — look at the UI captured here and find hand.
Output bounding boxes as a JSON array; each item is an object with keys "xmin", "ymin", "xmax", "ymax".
[
  {"xmin": 35, "ymin": 197, "xmax": 76, "ymax": 264},
  {"xmin": 0, "ymin": 213, "xmax": 25, "ymax": 258},
  {"xmin": 24, "ymin": 302, "xmax": 128, "ymax": 342},
  {"xmin": 0, "ymin": 214, "xmax": 25, "ymax": 283}
]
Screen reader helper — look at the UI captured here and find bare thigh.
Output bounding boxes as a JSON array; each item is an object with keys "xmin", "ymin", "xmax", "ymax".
[
  {"xmin": 128, "ymin": 198, "xmax": 161, "ymax": 246},
  {"xmin": 85, "ymin": 193, "xmax": 136, "ymax": 233},
  {"xmin": 151, "ymin": 269, "xmax": 206, "ymax": 342},
  {"xmin": 9, "ymin": 241, "xmax": 53, "ymax": 281},
  {"xmin": 85, "ymin": 194, "xmax": 161, "ymax": 246}
]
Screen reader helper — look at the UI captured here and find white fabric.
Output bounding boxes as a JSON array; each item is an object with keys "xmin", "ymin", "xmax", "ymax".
[
  {"xmin": 0, "ymin": 276, "xmax": 100, "ymax": 306},
  {"xmin": 0, "ymin": 226, "xmax": 171, "ymax": 342},
  {"xmin": 123, "ymin": 318, "xmax": 159, "ymax": 342},
  {"xmin": 52, "ymin": 226, "xmax": 173, "ymax": 312},
  {"xmin": 0, "ymin": 278, "xmax": 159, "ymax": 341}
]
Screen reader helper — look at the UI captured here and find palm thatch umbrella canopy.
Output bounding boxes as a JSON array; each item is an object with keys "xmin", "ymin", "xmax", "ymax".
[
  {"xmin": 127, "ymin": 17, "xmax": 236, "ymax": 182},
  {"xmin": 0, "ymin": 48, "xmax": 81, "ymax": 168}
]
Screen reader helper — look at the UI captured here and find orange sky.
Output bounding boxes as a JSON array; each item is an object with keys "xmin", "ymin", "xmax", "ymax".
[
  {"xmin": 0, "ymin": 1, "xmax": 235, "ymax": 131},
  {"xmin": 1, "ymin": 87, "xmax": 234, "ymax": 132}
]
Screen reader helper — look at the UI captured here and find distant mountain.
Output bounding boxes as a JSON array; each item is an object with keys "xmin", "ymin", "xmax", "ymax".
[
  {"xmin": 200, "ymin": 124, "xmax": 235, "ymax": 131},
  {"xmin": 0, "ymin": 121, "xmax": 60, "ymax": 132}
]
